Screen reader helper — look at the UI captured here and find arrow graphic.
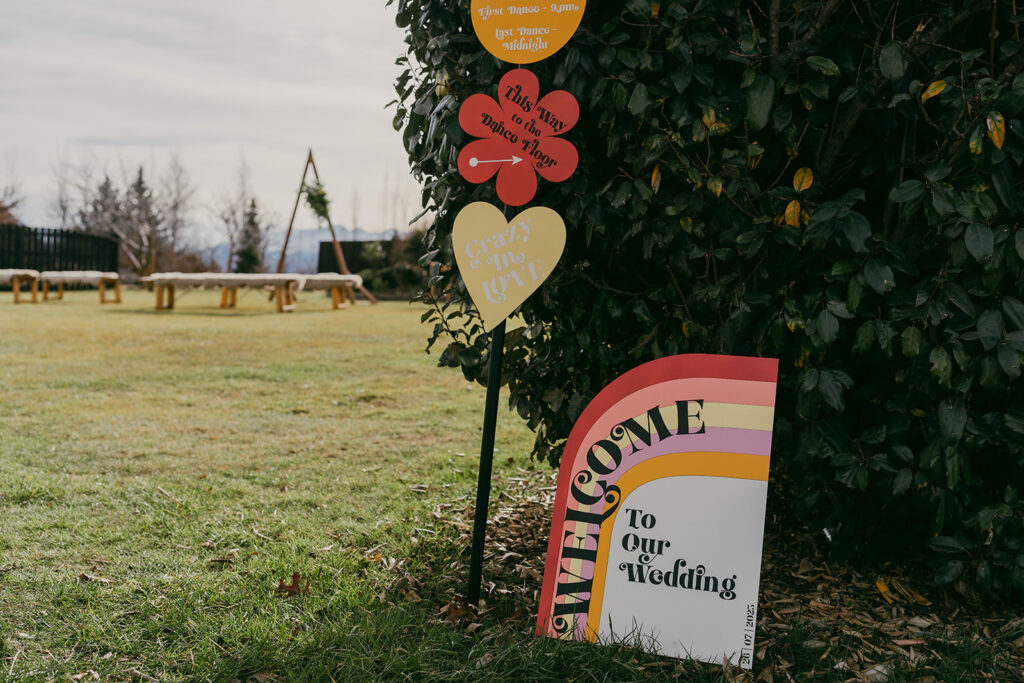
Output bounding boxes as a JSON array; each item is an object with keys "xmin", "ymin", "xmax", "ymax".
[{"xmin": 468, "ymin": 155, "xmax": 523, "ymax": 168}]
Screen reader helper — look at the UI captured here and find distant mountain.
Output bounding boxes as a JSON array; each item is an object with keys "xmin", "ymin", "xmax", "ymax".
[{"xmin": 201, "ymin": 225, "xmax": 397, "ymax": 273}]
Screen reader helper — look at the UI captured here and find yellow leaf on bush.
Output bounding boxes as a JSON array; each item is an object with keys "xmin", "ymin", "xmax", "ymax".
[
  {"xmin": 920, "ymin": 79, "xmax": 947, "ymax": 102},
  {"xmin": 784, "ymin": 199, "xmax": 802, "ymax": 227},
  {"xmin": 651, "ymin": 1, "xmax": 660, "ymax": 18},
  {"xmin": 708, "ymin": 177, "xmax": 723, "ymax": 197},
  {"xmin": 651, "ymin": 165, "xmax": 662, "ymax": 194},
  {"xmin": 702, "ymin": 108, "xmax": 731, "ymax": 135},
  {"xmin": 987, "ymin": 112, "xmax": 1005, "ymax": 150},
  {"xmin": 681, "ymin": 322, "xmax": 690, "ymax": 338},
  {"xmin": 969, "ymin": 126, "xmax": 984, "ymax": 155},
  {"xmin": 793, "ymin": 167, "xmax": 814, "ymax": 192}
]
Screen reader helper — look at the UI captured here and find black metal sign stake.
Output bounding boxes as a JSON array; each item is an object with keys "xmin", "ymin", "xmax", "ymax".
[{"xmin": 466, "ymin": 318, "xmax": 507, "ymax": 607}]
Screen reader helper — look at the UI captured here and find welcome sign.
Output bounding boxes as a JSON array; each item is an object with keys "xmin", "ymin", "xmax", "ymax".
[{"xmin": 536, "ymin": 354, "xmax": 778, "ymax": 668}]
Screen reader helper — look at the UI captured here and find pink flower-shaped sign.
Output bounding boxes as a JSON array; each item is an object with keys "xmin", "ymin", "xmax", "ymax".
[{"xmin": 458, "ymin": 69, "xmax": 579, "ymax": 206}]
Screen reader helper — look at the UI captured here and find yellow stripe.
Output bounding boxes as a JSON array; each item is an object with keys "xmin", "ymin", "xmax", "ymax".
[{"xmin": 702, "ymin": 403, "xmax": 775, "ymax": 431}]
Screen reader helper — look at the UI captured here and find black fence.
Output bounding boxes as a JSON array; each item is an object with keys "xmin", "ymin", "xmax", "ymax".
[
  {"xmin": 317, "ymin": 239, "xmax": 393, "ymax": 274},
  {"xmin": 0, "ymin": 225, "xmax": 119, "ymax": 272}
]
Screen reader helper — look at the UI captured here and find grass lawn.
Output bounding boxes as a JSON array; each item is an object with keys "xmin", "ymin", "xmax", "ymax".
[
  {"xmin": 1, "ymin": 289, "xmax": 1021, "ymax": 682},
  {"xmin": 0, "ymin": 289, "xmax": 541, "ymax": 680}
]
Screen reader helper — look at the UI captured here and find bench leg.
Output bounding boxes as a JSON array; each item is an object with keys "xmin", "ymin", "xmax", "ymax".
[
  {"xmin": 113, "ymin": 280, "xmax": 121, "ymax": 303},
  {"xmin": 167, "ymin": 284, "xmax": 176, "ymax": 310},
  {"xmin": 284, "ymin": 285, "xmax": 295, "ymax": 312},
  {"xmin": 12, "ymin": 277, "xmax": 20, "ymax": 304},
  {"xmin": 219, "ymin": 287, "xmax": 229, "ymax": 308},
  {"xmin": 30, "ymin": 279, "xmax": 38, "ymax": 303},
  {"xmin": 230, "ymin": 288, "xmax": 237, "ymax": 308},
  {"xmin": 330, "ymin": 287, "xmax": 340, "ymax": 309},
  {"xmin": 156, "ymin": 284, "xmax": 165, "ymax": 310},
  {"xmin": 275, "ymin": 286, "xmax": 284, "ymax": 313},
  {"xmin": 58, "ymin": 282, "xmax": 65, "ymax": 300},
  {"xmin": 42, "ymin": 281, "xmax": 50, "ymax": 301},
  {"xmin": 99, "ymin": 281, "xmax": 107, "ymax": 304}
]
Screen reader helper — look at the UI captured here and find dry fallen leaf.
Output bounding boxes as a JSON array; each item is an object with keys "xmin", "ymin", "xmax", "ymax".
[
  {"xmin": 876, "ymin": 579, "xmax": 894, "ymax": 604},
  {"xmin": 78, "ymin": 573, "xmax": 111, "ymax": 585},
  {"xmin": 276, "ymin": 573, "xmax": 309, "ymax": 598}
]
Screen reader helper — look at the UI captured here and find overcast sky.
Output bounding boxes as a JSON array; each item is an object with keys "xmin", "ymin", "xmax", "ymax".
[{"xmin": 0, "ymin": 0, "xmax": 420, "ymax": 245}]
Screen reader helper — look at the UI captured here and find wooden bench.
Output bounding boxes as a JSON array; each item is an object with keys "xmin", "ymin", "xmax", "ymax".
[
  {"xmin": 39, "ymin": 271, "xmax": 121, "ymax": 303},
  {"xmin": 0, "ymin": 269, "xmax": 41, "ymax": 304},
  {"xmin": 141, "ymin": 273, "xmax": 312, "ymax": 313},
  {"xmin": 297, "ymin": 273, "xmax": 364, "ymax": 310}
]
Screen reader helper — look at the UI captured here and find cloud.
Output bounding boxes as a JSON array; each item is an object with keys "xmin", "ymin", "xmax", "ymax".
[{"xmin": 0, "ymin": 0, "xmax": 421, "ymax": 235}]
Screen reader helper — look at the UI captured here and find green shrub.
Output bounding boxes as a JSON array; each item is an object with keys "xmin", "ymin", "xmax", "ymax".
[{"xmin": 393, "ymin": 0, "xmax": 1024, "ymax": 597}]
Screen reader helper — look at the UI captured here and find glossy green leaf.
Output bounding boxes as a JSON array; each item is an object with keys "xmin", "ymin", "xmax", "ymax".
[
  {"xmin": 628, "ymin": 83, "xmax": 652, "ymax": 116},
  {"xmin": 863, "ymin": 260, "xmax": 895, "ymax": 294},
  {"xmin": 901, "ymin": 326, "xmax": 923, "ymax": 357},
  {"xmin": 893, "ymin": 468, "xmax": 913, "ymax": 496},
  {"xmin": 930, "ymin": 536, "xmax": 970, "ymax": 554},
  {"xmin": 818, "ymin": 310, "xmax": 839, "ymax": 344},
  {"xmin": 889, "ymin": 180, "xmax": 925, "ymax": 203},
  {"xmin": 880, "ymin": 41, "xmax": 907, "ymax": 80},
  {"xmin": 842, "ymin": 212, "xmax": 872, "ymax": 253},
  {"xmin": 929, "ymin": 346, "xmax": 952, "ymax": 388},
  {"xmin": 965, "ymin": 223, "xmax": 995, "ymax": 262},
  {"xmin": 977, "ymin": 309, "xmax": 1004, "ymax": 351},
  {"xmin": 938, "ymin": 397, "xmax": 967, "ymax": 441},
  {"xmin": 806, "ymin": 56, "xmax": 840, "ymax": 76},
  {"xmin": 746, "ymin": 76, "xmax": 774, "ymax": 131}
]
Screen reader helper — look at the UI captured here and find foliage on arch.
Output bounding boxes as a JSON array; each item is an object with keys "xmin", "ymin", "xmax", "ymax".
[{"xmin": 393, "ymin": 0, "xmax": 1024, "ymax": 597}]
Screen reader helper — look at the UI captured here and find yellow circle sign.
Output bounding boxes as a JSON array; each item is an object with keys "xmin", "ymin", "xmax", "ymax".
[{"xmin": 471, "ymin": 1, "xmax": 586, "ymax": 64}]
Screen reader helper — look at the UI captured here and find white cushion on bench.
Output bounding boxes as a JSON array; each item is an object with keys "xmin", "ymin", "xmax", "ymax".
[
  {"xmin": 40, "ymin": 271, "xmax": 119, "ymax": 286},
  {"xmin": 0, "ymin": 269, "xmax": 40, "ymax": 282}
]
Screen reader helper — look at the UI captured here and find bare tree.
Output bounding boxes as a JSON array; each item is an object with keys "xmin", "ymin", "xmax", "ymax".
[
  {"xmin": 351, "ymin": 186, "xmax": 360, "ymax": 235},
  {"xmin": 50, "ymin": 160, "xmax": 74, "ymax": 229},
  {"xmin": 157, "ymin": 154, "xmax": 195, "ymax": 254},
  {"xmin": 213, "ymin": 158, "xmax": 252, "ymax": 272},
  {"xmin": 0, "ymin": 155, "xmax": 22, "ymax": 223}
]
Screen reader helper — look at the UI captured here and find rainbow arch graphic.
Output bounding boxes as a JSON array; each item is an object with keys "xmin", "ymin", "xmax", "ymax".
[{"xmin": 535, "ymin": 354, "xmax": 778, "ymax": 668}]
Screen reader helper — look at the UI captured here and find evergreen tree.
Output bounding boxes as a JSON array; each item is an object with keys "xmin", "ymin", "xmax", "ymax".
[
  {"xmin": 234, "ymin": 198, "xmax": 265, "ymax": 274},
  {"xmin": 77, "ymin": 175, "xmax": 121, "ymax": 237}
]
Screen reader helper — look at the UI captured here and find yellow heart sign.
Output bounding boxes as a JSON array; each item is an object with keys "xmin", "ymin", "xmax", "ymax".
[
  {"xmin": 454, "ymin": 202, "xmax": 566, "ymax": 331},
  {"xmin": 471, "ymin": 1, "xmax": 587, "ymax": 65}
]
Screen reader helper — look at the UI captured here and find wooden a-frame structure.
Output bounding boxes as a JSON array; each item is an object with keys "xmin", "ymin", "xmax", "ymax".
[{"xmin": 276, "ymin": 149, "xmax": 377, "ymax": 304}]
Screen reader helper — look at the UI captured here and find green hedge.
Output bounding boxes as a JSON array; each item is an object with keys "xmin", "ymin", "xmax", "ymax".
[{"xmin": 393, "ymin": 0, "xmax": 1024, "ymax": 597}]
